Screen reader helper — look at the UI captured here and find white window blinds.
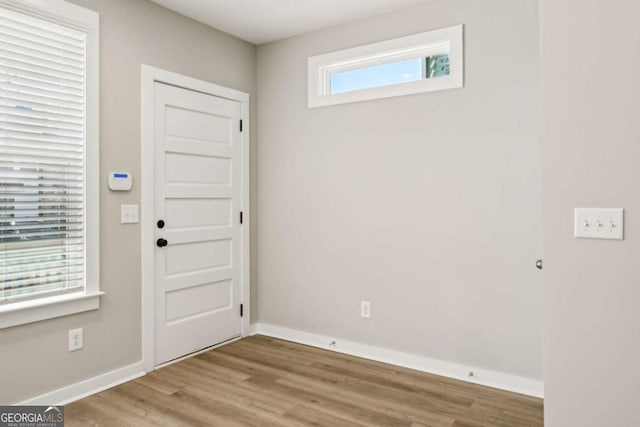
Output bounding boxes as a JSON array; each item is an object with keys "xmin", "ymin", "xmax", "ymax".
[{"xmin": 0, "ymin": 7, "xmax": 87, "ymax": 302}]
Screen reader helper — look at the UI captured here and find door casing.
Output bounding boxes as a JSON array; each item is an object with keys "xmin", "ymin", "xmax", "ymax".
[{"xmin": 141, "ymin": 65, "xmax": 250, "ymax": 372}]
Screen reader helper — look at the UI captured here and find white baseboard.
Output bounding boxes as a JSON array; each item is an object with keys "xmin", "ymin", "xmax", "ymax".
[
  {"xmin": 249, "ymin": 323, "xmax": 259, "ymax": 335},
  {"xmin": 19, "ymin": 361, "xmax": 145, "ymax": 405},
  {"xmin": 17, "ymin": 325, "xmax": 543, "ymax": 405},
  {"xmin": 251, "ymin": 323, "xmax": 543, "ymax": 398}
]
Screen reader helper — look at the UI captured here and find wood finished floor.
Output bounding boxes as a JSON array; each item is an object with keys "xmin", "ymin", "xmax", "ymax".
[{"xmin": 65, "ymin": 335, "xmax": 543, "ymax": 427}]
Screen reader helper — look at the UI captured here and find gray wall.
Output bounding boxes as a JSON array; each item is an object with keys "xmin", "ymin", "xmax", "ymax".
[
  {"xmin": 256, "ymin": 0, "xmax": 542, "ymax": 380},
  {"xmin": 0, "ymin": 0, "xmax": 256, "ymax": 404},
  {"xmin": 541, "ymin": 0, "xmax": 640, "ymax": 425}
]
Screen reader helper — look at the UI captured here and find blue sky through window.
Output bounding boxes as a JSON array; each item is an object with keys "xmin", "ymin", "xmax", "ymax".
[{"xmin": 330, "ymin": 58, "xmax": 423, "ymax": 94}]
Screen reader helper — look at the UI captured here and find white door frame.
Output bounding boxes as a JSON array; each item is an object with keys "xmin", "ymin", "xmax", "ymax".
[{"xmin": 140, "ymin": 65, "xmax": 250, "ymax": 373}]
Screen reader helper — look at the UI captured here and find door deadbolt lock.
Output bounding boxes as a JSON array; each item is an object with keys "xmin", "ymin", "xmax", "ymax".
[{"xmin": 157, "ymin": 220, "xmax": 165, "ymax": 229}]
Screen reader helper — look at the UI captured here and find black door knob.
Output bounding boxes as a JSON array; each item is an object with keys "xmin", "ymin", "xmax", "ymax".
[
  {"xmin": 535, "ymin": 259, "xmax": 543, "ymax": 270},
  {"xmin": 156, "ymin": 238, "xmax": 168, "ymax": 248},
  {"xmin": 157, "ymin": 220, "xmax": 165, "ymax": 229}
]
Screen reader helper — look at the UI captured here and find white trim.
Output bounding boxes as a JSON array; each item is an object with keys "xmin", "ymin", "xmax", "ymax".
[
  {"xmin": 83, "ymin": 0, "xmax": 101, "ymax": 304},
  {"xmin": 308, "ymin": 25, "xmax": 463, "ymax": 108},
  {"xmin": 252, "ymin": 323, "xmax": 543, "ymax": 398},
  {"xmin": 249, "ymin": 323, "xmax": 259, "ymax": 335},
  {"xmin": 0, "ymin": 0, "xmax": 98, "ymax": 31},
  {"xmin": 0, "ymin": 292, "xmax": 104, "ymax": 330},
  {"xmin": 140, "ymin": 66, "xmax": 155, "ymax": 374},
  {"xmin": 240, "ymin": 98, "xmax": 251, "ymax": 339},
  {"xmin": 19, "ymin": 361, "xmax": 144, "ymax": 406},
  {"xmin": 141, "ymin": 65, "xmax": 251, "ymax": 373}
]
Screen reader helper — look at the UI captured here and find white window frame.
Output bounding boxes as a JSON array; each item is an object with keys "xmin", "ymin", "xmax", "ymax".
[
  {"xmin": 0, "ymin": 0, "xmax": 101, "ymax": 329},
  {"xmin": 308, "ymin": 25, "xmax": 463, "ymax": 108}
]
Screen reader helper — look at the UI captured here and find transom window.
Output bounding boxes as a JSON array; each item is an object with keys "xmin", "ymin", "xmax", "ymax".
[{"xmin": 308, "ymin": 25, "xmax": 463, "ymax": 108}]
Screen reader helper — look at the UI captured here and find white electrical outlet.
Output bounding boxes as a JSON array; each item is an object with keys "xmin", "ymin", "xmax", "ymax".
[
  {"xmin": 574, "ymin": 208, "xmax": 624, "ymax": 240},
  {"xmin": 360, "ymin": 301, "xmax": 371, "ymax": 319},
  {"xmin": 69, "ymin": 328, "xmax": 83, "ymax": 352}
]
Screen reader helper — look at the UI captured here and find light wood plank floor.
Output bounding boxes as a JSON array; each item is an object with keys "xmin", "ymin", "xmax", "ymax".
[{"xmin": 66, "ymin": 335, "xmax": 543, "ymax": 426}]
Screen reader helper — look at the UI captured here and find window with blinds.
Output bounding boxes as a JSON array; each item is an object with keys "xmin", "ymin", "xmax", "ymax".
[{"xmin": 0, "ymin": 3, "xmax": 97, "ymax": 306}]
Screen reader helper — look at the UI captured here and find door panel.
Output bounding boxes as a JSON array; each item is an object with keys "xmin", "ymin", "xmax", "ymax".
[
  {"xmin": 165, "ymin": 279, "xmax": 232, "ymax": 323},
  {"xmin": 165, "ymin": 240, "xmax": 232, "ymax": 274},
  {"xmin": 165, "ymin": 153, "xmax": 231, "ymax": 184},
  {"xmin": 165, "ymin": 199, "xmax": 231, "ymax": 228},
  {"xmin": 164, "ymin": 106, "xmax": 231, "ymax": 143},
  {"xmin": 154, "ymin": 82, "xmax": 242, "ymax": 365}
]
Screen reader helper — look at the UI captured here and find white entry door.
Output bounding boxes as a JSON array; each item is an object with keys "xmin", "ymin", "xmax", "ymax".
[{"xmin": 153, "ymin": 82, "xmax": 243, "ymax": 365}]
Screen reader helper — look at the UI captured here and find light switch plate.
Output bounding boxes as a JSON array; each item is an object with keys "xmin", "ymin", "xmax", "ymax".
[
  {"xmin": 121, "ymin": 204, "xmax": 139, "ymax": 224},
  {"xmin": 574, "ymin": 208, "xmax": 624, "ymax": 240}
]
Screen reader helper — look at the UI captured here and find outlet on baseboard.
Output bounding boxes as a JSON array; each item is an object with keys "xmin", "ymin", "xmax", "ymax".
[
  {"xmin": 69, "ymin": 328, "xmax": 83, "ymax": 352},
  {"xmin": 360, "ymin": 301, "xmax": 371, "ymax": 319}
]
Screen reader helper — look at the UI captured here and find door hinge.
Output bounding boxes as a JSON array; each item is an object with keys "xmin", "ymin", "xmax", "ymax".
[
  {"xmin": 239, "ymin": 119, "xmax": 243, "ymax": 132},
  {"xmin": 240, "ymin": 304, "xmax": 244, "ymax": 317},
  {"xmin": 240, "ymin": 211, "xmax": 243, "ymax": 224}
]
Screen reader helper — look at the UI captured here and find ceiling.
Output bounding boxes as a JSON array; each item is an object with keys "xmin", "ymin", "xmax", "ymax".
[{"xmin": 148, "ymin": 0, "xmax": 431, "ymax": 45}]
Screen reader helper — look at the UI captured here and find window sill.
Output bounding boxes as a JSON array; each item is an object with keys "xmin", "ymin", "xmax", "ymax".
[{"xmin": 0, "ymin": 291, "xmax": 105, "ymax": 329}]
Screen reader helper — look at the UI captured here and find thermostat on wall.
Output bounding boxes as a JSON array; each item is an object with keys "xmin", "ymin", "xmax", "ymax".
[{"xmin": 108, "ymin": 171, "xmax": 132, "ymax": 191}]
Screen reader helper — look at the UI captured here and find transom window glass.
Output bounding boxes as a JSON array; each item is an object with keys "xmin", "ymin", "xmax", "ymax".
[
  {"xmin": 329, "ymin": 54, "xmax": 450, "ymax": 95},
  {"xmin": 308, "ymin": 25, "xmax": 463, "ymax": 108}
]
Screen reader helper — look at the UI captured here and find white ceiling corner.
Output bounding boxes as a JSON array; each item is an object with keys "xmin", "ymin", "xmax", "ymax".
[{"xmin": 148, "ymin": 0, "xmax": 432, "ymax": 45}]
